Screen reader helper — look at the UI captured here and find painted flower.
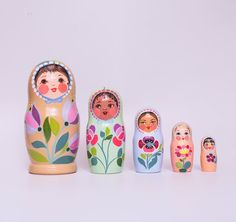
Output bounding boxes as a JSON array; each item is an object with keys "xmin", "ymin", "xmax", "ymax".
[
  {"xmin": 25, "ymin": 105, "xmax": 41, "ymax": 134},
  {"xmin": 175, "ymin": 145, "xmax": 192, "ymax": 158},
  {"xmin": 69, "ymin": 133, "xmax": 79, "ymax": 154},
  {"xmin": 206, "ymin": 153, "xmax": 216, "ymax": 163},
  {"xmin": 87, "ymin": 125, "xmax": 98, "ymax": 145},
  {"xmin": 138, "ymin": 136, "xmax": 159, "ymax": 153},
  {"xmin": 113, "ymin": 124, "xmax": 125, "ymax": 147},
  {"xmin": 62, "ymin": 99, "xmax": 79, "ymax": 125}
]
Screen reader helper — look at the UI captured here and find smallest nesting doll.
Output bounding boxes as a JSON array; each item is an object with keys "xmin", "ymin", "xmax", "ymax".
[
  {"xmin": 170, "ymin": 122, "xmax": 194, "ymax": 173},
  {"xmin": 133, "ymin": 109, "xmax": 164, "ymax": 173},
  {"xmin": 201, "ymin": 137, "xmax": 217, "ymax": 172}
]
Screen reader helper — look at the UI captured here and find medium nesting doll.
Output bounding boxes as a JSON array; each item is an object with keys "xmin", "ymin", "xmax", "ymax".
[
  {"xmin": 86, "ymin": 89, "xmax": 125, "ymax": 174},
  {"xmin": 25, "ymin": 61, "xmax": 79, "ymax": 175},
  {"xmin": 200, "ymin": 137, "xmax": 217, "ymax": 172},
  {"xmin": 133, "ymin": 109, "xmax": 164, "ymax": 173},
  {"xmin": 170, "ymin": 122, "xmax": 194, "ymax": 173}
]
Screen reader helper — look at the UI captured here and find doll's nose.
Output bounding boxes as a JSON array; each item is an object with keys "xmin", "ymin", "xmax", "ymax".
[{"xmin": 182, "ymin": 137, "xmax": 185, "ymax": 140}]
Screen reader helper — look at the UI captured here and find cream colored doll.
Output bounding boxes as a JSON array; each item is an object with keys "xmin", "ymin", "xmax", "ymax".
[
  {"xmin": 170, "ymin": 122, "xmax": 194, "ymax": 173},
  {"xmin": 25, "ymin": 61, "xmax": 79, "ymax": 175}
]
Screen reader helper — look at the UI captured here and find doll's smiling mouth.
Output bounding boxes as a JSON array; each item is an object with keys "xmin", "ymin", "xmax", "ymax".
[
  {"xmin": 103, "ymin": 111, "xmax": 108, "ymax": 115},
  {"xmin": 51, "ymin": 88, "xmax": 57, "ymax": 92}
]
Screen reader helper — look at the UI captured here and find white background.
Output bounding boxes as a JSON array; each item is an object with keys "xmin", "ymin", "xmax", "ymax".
[{"xmin": 0, "ymin": 0, "xmax": 235, "ymax": 221}]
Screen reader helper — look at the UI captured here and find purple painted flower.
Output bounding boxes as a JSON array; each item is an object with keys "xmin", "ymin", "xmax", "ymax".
[
  {"xmin": 69, "ymin": 133, "xmax": 79, "ymax": 154},
  {"xmin": 25, "ymin": 105, "xmax": 41, "ymax": 134},
  {"xmin": 63, "ymin": 99, "xmax": 79, "ymax": 125},
  {"xmin": 113, "ymin": 124, "xmax": 125, "ymax": 147}
]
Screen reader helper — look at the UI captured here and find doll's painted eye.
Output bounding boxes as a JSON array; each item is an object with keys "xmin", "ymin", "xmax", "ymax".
[
  {"xmin": 140, "ymin": 121, "xmax": 146, "ymax": 125},
  {"xmin": 96, "ymin": 104, "xmax": 101, "ymax": 109},
  {"xmin": 41, "ymin": 79, "xmax": 47, "ymax": 84},
  {"xmin": 176, "ymin": 132, "xmax": 181, "ymax": 136},
  {"xmin": 151, "ymin": 120, "xmax": 156, "ymax": 124},
  {"xmin": 58, "ymin": 78, "xmax": 64, "ymax": 83},
  {"xmin": 185, "ymin": 132, "xmax": 189, "ymax": 135},
  {"xmin": 108, "ymin": 103, "xmax": 114, "ymax": 108}
]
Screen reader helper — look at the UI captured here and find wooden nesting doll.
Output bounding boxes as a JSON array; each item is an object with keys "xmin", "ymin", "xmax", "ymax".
[
  {"xmin": 25, "ymin": 61, "xmax": 79, "ymax": 175},
  {"xmin": 170, "ymin": 122, "xmax": 194, "ymax": 173},
  {"xmin": 86, "ymin": 89, "xmax": 125, "ymax": 174},
  {"xmin": 133, "ymin": 109, "xmax": 164, "ymax": 173},
  {"xmin": 201, "ymin": 137, "xmax": 217, "ymax": 172}
]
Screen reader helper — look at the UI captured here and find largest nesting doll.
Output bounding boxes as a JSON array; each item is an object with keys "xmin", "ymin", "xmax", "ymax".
[
  {"xmin": 86, "ymin": 89, "xmax": 125, "ymax": 174},
  {"xmin": 25, "ymin": 61, "xmax": 79, "ymax": 175}
]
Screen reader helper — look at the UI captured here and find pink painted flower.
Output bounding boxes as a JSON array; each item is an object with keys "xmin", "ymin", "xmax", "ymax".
[
  {"xmin": 138, "ymin": 136, "xmax": 159, "ymax": 153},
  {"xmin": 69, "ymin": 133, "xmax": 79, "ymax": 154},
  {"xmin": 175, "ymin": 145, "xmax": 192, "ymax": 158},
  {"xmin": 113, "ymin": 124, "xmax": 125, "ymax": 147},
  {"xmin": 25, "ymin": 105, "xmax": 41, "ymax": 134},
  {"xmin": 87, "ymin": 125, "xmax": 98, "ymax": 145},
  {"xmin": 62, "ymin": 99, "xmax": 79, "ymax": 125}
]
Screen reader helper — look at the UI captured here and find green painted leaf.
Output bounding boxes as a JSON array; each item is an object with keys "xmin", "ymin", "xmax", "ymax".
[
  {"xmin": 91, "ymin": 147, "xmax": 97, "ymax": 156},
  {"xmin": 100, "ymin": 131, "xmax": 105, "ymax": 138},
  {"xmin": 28, "ymin": 149, "xmax": 48, "ymax": 163},
  {"xmin": 87, "ymin": 151, "xmax": 92, "ymax": 159},
  {"xmin": 50, "ymin": 117, "xmax": 60, "ymax": 136},
  {"xmin": 180, "ymin": 169, "xmax": 187, "ymax": 173},
  {"xmin": 117, "ymin": 148, "xmax": 122, "ymax": 158},
  {"xmin": 55, "ymin": 132, "xmax": 69, "ymax": 153},
  {"xmin": 140, "ymin": 153, "xmax": 147, "ymax": 159},
  {"xmin": 105, "ymin": 127, "xmax": 111, "ymax": 136},
  {"xmin": 43, "ymin": 117, "xmax": 51, "ymax": 142},
  {"xmin": 53, "ymin": 156, "xmax": 75, "ymax": 164},
  {"xmin": 148, "ymin": 156, "xmax": 158, "ymax": 169},
  {"xmin": 117, "ymin": 158, "xmax": 123, "ymax": 167},
  {"xmin": 159, "ymin": 144, "xmax": 163, "ymax": 152},
  {"xmin": 32, "ymin": 141, "xmax": 46, "ymax": 148},
  {"xmin": 138, "ymin": 157, "xmax": 147, "ymax": 169},
  {"xmin": 105, "ymin": 134, "xmax": 113, "ymax": 140},
  {"xmin": 176, "ymin": 162, "xmax": 183, "ymax": 169},
  {"xmin": 91, "ymin": 157, "xmax": 98, "ymax": 166},
  {"xmin": 184, "ymin": 161, "xmax": 191, "ymax": 170}
]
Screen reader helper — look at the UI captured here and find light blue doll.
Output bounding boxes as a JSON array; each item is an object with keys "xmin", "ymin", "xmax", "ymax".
[{"xmin": 133, "ymin": 108, "xmax": 164, "ymax": 173}]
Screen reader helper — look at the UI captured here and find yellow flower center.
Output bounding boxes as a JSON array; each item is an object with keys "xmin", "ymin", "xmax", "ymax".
[{"xmin": 179, "ymin": 148, "xmax": 189, "ymax": 155}]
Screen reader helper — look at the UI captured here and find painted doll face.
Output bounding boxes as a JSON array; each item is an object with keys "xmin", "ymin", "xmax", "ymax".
[
  {"xmin": 175, "ymin": 125, "xmax": 191, "ymax": 141},
  {"xmin": 92, "ymin": 93, "xmax": 118, "ymax": 120},
  {"xmin": 203, "ymin": 138, "xmax": 215, "ymax": 150},
  {"xmin": 36, "ymin": 71, "xmax": 69, "ymax": 99},
  {"xmin": 138, "ymin": 112, "xmax": 158, "ymax": 133}
]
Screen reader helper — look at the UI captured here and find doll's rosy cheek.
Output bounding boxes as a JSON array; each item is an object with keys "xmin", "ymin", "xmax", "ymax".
[
  {"xmin": 38, "ymin": 84, "xmax": 49, "ymax": 94},
  {"xmin": 58, "ymin": 83, "xmax": 68, "ymax": 93},
  {"xmin": 185, "ymin": 136, "xmax": 189, "ymax": 140},
  {"xmin": 176, "ymin": 136, "xmax": 181, "ymax": 141},
  {"xmin": 93, "ymin": 108, "xmax": 101, "ymax": 117}
]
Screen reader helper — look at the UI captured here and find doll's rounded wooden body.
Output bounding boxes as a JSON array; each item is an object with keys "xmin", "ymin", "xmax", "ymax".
[
  {"xmin": 86, "ymin": 89, "xmax": 125, "ymax": 174},
  {"xmin": 133, "ymin": 109, "xmax": 164, "ymax": 173},
  {"xmin": 25, "ymin": 61, "xmax": 79, "ymax": 175},
  {"xmin": 201, "ymin": 137, "xmax": 217, "ymax": 172},
  {"xmin": 170, "ymin": 122, "xmax": 194, "ymax": 173}
]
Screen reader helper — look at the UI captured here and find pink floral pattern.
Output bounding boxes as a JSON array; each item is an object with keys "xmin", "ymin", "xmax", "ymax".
[
  {"xmin": 138, "ymin": 136, "xmax": 159, "ymax": 153},
  {"xmin": 113, "ymin": 124, "xmax": 125, "ymax": 147},
  {"xmin": 87, "ymin": 125, "xmax": 98, "ymax": 145}
]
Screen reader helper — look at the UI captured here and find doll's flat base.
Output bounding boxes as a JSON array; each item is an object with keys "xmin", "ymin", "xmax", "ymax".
[
  {"xmin": 29, "ymin": 163, "xmax": 77, "ymax": 175},
  {"xmin": 90, "ymin": 171, "xmax": 122, "ymax": 175},
  {"xmin": 135, "ymin": 171, "xmax": 161, "ymax": 174}
]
